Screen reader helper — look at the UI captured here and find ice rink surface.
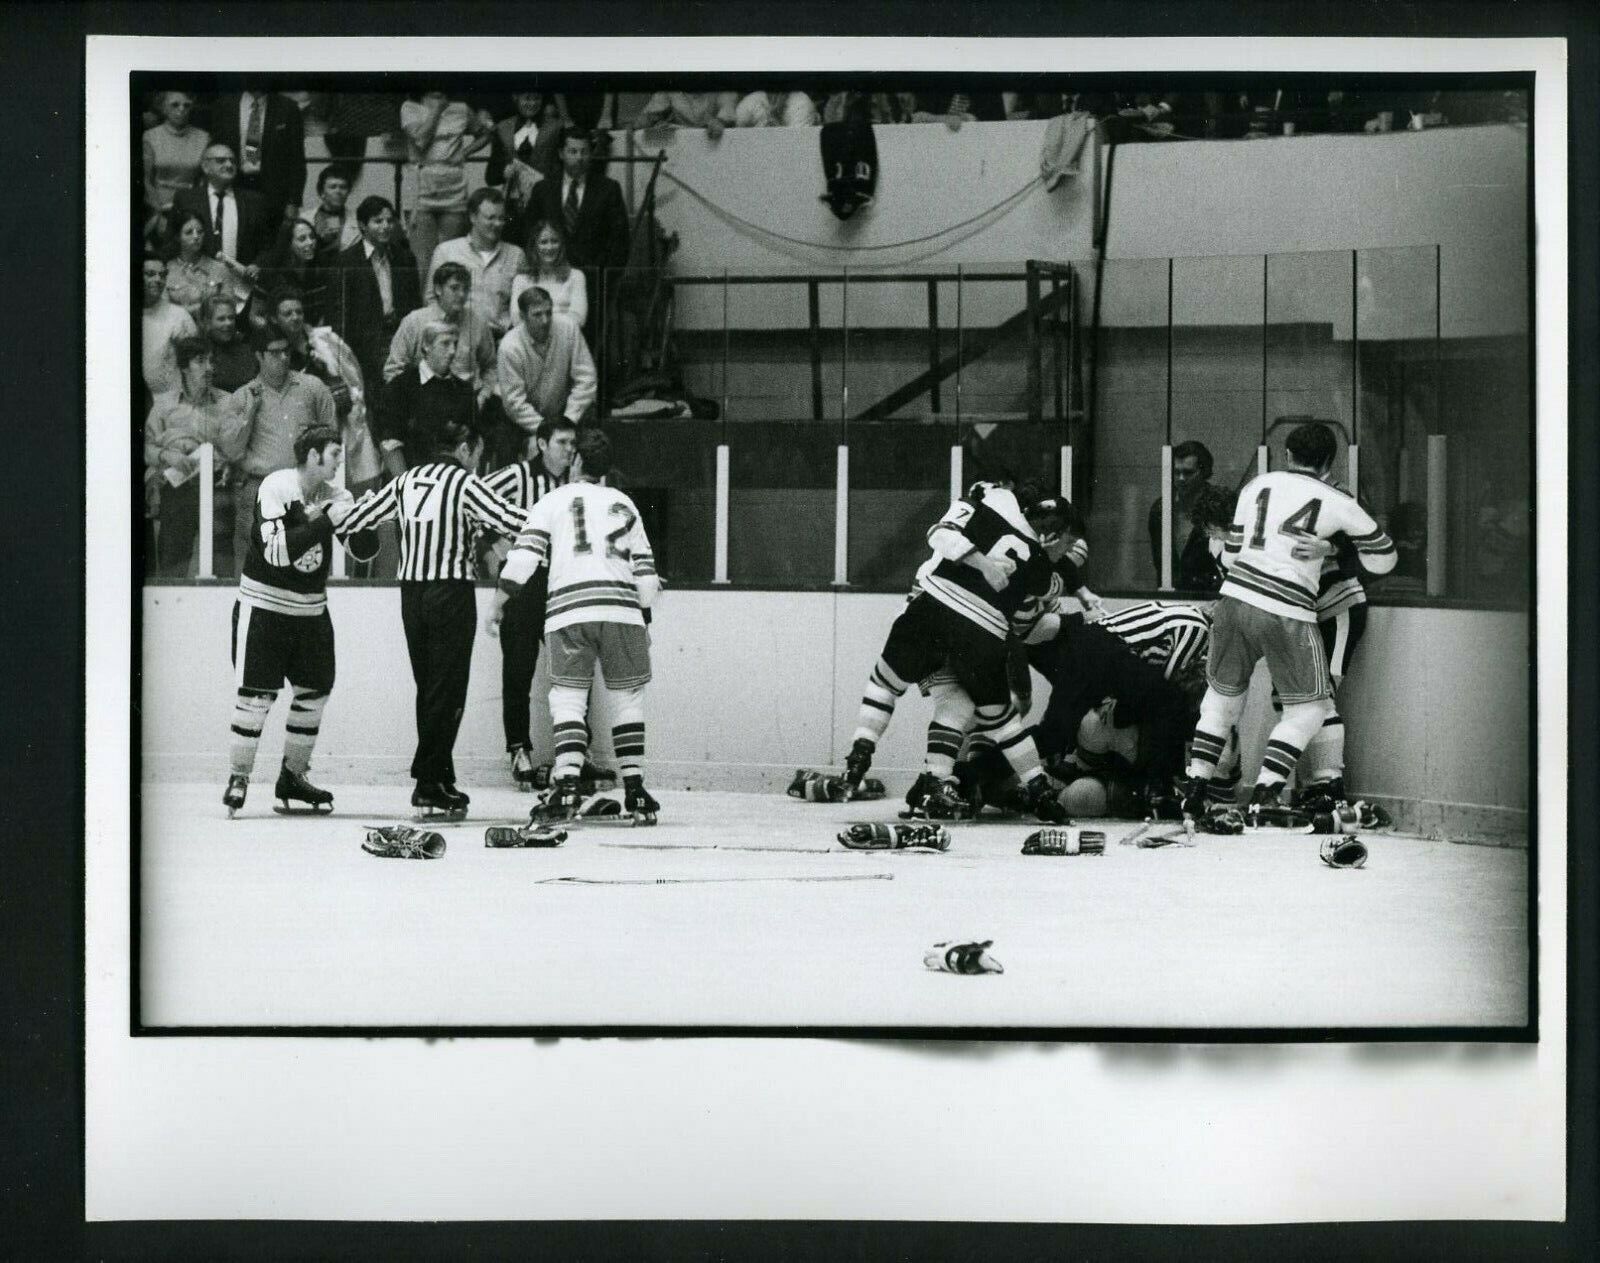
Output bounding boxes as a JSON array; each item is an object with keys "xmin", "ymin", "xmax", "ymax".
[{"xmin": 138, "ymin": 781, "xmax": 1530, "ymax": 1032}]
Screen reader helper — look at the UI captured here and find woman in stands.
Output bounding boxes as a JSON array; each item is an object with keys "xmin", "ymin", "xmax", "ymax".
[
  {"xmin": 163, "ymin": 208, "xmax": 234, "ymax": 319},
  {"xmin": 512, "ymin": 219, "xmax": 589, "ymax": 332},
  {"xmin": 142, "ymin": 90, "xmax": 209, "ymax": 238},
  {"xmin": 249, "ymin": 217, "xmax": 333, "ymax": 329}
]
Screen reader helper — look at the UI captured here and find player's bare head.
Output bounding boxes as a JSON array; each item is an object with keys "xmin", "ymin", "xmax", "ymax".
[
  {"xmin": 1023, "ymin": 495, "xmax": 1077, "ymax": 558},
  {"xmin": 1189, "ymin": 483, "xmax": 1236, "ymax": 534},
  {"xmin": 571, "ymin": 426, "xmax": 611, "ymax": 482},
  {"xmin": 437, "ymin": 420, "xmax": 481, "ymax": 466},
  {"xmin": 535, "ymin": 416, "xmax": 579, "ymax": 476},
  {"xmin": 295, "ymin": 424, "xmax": 342, "ymax": 472},
  {"xmin": 1285, "ymin": 422, "xmax": 1337, "ymax": 475}
]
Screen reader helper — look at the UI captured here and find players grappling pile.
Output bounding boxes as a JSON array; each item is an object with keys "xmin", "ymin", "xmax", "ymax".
[{"xmin": 812, "ymin": 422, "xmax": 1397, "ymax": 837}]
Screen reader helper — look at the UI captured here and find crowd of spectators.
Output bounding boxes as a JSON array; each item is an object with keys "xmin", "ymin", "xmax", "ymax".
[{"xmin": 138, "ymin": 86, "xmax": 1529, "ymax": 581}]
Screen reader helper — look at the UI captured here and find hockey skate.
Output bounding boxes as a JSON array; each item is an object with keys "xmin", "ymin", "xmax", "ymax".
[
  {"xmin": 223, "ymin": 773, "xmax": 249, "ymax": 819},
  {"xmin": 530, "ymin": 759, "xmax": 619, "ymax": 795},
  {"xmin": 1019, "ymin": 774, "xmax": 1070, "ymax": 824},
  {"xmin": 623, "ymin": 775, "xmax": 660, "ymax": 826},
  {"xmin": 1244, "ymin": 782, "xmax": 1284, "ymax": 829},
  {"xmin": 273, "ymin": 763, "xmax": 334, "ymax": 815},
  {"xmin": 898, "ymin": 771, "xmax": 941, "ymax": 819},
  {"xmin": 922, "ymin": 777, "xmax": 977, "ymax": 821},
  {"xmin": 412, "ymin": 780, "xmax": 469, "ymax": 823},
  {"xmin": 509, "ymin": 745, "xmax": 538, "ymax": 792},
  {"xmin": 528, "ymin": 777, "xmax": 585, "ymax": 825},
  {"xmin": 1294, "ymin": 777, "xmax": 1347, "ymax": 813},
  {"xmin": 841, "ymin": 737, "xmax": 875, "ymax": 799}
]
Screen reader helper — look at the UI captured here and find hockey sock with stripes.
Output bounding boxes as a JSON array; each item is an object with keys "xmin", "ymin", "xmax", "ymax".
[
  {"xmin": 1298, "ymin": 706, "xmax": 1345, "ymax": 785},
  {"xmin": 1256, "ymin": 699, "xmax": 1333, "ymax": 790},
  {"xmin": 1185, "ymin": 687, "xmax": 1248, "ymax": 779},
  {"xmin": 282, "ymin": 686, "xmax": 328, "ymax": 775},
  {"xmin": 549, "ymin": 685, "xmax": 591, "ymax": 781},
  {"xmin": 852, "ymin": 658, "xmax": 907, "ymax": 747},
  {"xmin": 229, "ymin": 688, "xmax": 276, "ymax": 777},
  {"xmin": 973, "ymin": 701, "xmax": 1044, "ymax": 785},
  {"xmin": 924, "ymin": 679, "xmax": 974, "ymax": 778},
  {"xmin": 609, "ymin": 686, "xmax": 647, "ymax": 781}
]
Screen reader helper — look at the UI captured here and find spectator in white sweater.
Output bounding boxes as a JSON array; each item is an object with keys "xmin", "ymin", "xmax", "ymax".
[{"xmin": 493, "ymin": 285, "xmax": 595, "ymax": 464}]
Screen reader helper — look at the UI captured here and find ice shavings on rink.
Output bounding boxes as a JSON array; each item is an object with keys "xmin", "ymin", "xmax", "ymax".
[{"xmin": 138, "ymin": 781, "xmax": 1529, "ymax": 1031}]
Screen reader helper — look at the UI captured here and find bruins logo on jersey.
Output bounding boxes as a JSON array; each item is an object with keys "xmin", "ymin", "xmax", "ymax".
[{"xmin": 294, "ymin": 542, "xmax": 325, "ymax": 574}]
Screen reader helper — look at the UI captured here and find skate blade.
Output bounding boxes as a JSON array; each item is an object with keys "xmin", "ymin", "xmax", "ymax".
[
  {"xmin": 631, "ymin": 811, "xmax": 658, "ymax": 827},
  {"xmin": 273, "ymin": 802, "xmax": 334, "ymax": 816},
  {"xmin": 413, "ymin": 808, "xmax": 468, "ymax": 823}
]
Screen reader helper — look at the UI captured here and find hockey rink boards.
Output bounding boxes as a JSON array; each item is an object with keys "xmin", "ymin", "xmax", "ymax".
[{"xmin": 138, "ymin": 780, "xmax": 1529, "ymax": 1031}]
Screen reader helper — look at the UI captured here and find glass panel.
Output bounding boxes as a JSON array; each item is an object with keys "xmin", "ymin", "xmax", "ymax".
[
  {"xmin": 1265, "ymin": 250, "xmax": 1356, "ymax": 477},
  {"xmin": 841, "ymin": 270, "xmax": 959, "ymax": 424},
  {"xmin": 954, "ymin": 263, "xmax": 1035, "ymax": 424},
  {"xmin": 606, "ymin": 418, "xmax": 721, "ymax": 585},
  {"xmin": 1083, "ymin": 256, "xmax": 1170, "ymax": 591},
  {"xmin": 847, "ymin": 419, "xmax": 954, "ymax": 590},
  {"xmin": 1349, "ymin": 245, "xmax": 1439, "ymax": 561},
  {"xmin": 728, "ymin": 419, "xmax": 837, "ymax": 585},
  {"xmin": 1170, "ymin": 253, "xmax": 1266, "ymax": 498}
]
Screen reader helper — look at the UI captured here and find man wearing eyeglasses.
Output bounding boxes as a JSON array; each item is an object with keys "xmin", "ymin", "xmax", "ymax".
[{"xmin": 225, "ymin": 321, "xmax": 338, "ymax": 572}]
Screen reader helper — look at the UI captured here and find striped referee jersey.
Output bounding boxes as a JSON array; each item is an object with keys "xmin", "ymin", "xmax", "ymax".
[
  {"xmin": 336, "ymin": 461, "xmax": 530, "ymax": 581},
  {"xmin": 1095, "ymin": 600, "xmax": 1211, "ymax": 678},
  {"xmin": 481, "ymin": 458, "xmax": 570, "ymax": 511}
]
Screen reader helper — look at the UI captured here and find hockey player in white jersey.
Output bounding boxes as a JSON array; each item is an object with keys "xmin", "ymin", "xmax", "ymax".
[
  {"xmin": 486, "ymin": 426, "xmax": 662, "ymax": 825},
  {"xmin": 1177, "ymin": 422, "xmax": 1396, "ymax": 819}
]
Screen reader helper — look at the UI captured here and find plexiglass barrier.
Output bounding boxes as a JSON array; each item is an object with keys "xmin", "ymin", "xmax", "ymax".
[{"xmin": 140, "ymin": 247, "xmax": 1529, "ymax": 607}]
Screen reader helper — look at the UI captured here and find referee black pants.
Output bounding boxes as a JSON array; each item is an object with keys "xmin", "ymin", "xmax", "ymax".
[
  {"xmin": 1030, "ymin": 616, "xmax": 1195, "ymax": 782},
  {"xmin": 400, "ymin": 580, "xmax": 477, "ymax": 785},
  {"xmin": 499, "ymin": 572, "xmax": 548, "ymax": 751}
]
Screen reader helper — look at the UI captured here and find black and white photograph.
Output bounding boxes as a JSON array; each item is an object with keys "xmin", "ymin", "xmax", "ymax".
[{"xmin": 83, "ymin": 30, "xmax": 1572, "ymax": 1227}]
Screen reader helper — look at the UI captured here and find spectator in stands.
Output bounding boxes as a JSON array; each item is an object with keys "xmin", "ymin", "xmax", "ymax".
[
  {"xmin": 383, "ymin": 260, "xmax": 497, "ymax": 402},
  {"xmin": 333, "ymin": 195, "xmax": 422, "ymax": 428},
  {"xmin": 206, "ymin": 87, "xmax": 308, "ymax": 225},
  {"xmin": 198, "ymin": 293, "xmax": 258, "ymax": 393},
  {"xmin": 249, "ymin": 217, "xmax": 333, "ymax": 328},
  {"xmin": 142, "ymin": 91, "xmax": 209, "ymax": 224},
  {"xmin": 525, "ymin": 127, "xmax": 631, "ymax": 375},
  {"xmin": 426, "ymin": 186, "xmax": 528, "ymax": 342},
  {"xmin": 225, "ymin": 320, "xmax": 338, "ymax": 571},
  {"xmin": 143, "ymin": 336, "xmax": 243, "ymax": 577},
  {"xmin": 487, "ymin": 93, "xmax": 565, "ymax": 242},
  {"xmin": 162, "ymin": 208, "xmax": 234, "ymax": 319},
  {"xmin": 300, "ymin": 164, "xmax": 363, "ymax": 258},
  {"xmin": 511, "ymin": 219, "xmax": 588, "ymax": 332},
  {"xmin": 634, "ymin": 91, "xmax": 739, "ymax": 138},
  {"xmin": 142, "ymin": 252, "xmax": 198, "ymax": 403},
  {"xmin": 733, "ymin": 90, "xmax": 819, "ymax": 128},
  {"xmin": 171, "ymin": 143, "xmax": 275, "ymax": 280},
  {"xmin": 554, "ymin": 92, "xmax": 619, "ymax": 135},
  {"xmin": 400, "ymin": 89, "xmax": 495, "ymax": 288},
  {"xmin": 322, "ymin": 91, "xmax": 402, "ymax": 162},
  {"xmin": 1147, "ymin": 440, "xmax": 1225, "ymax": 592},
  {"xmin": 380, "ymin": 321, "xmax": 478, "ymax": 471},
  {"xmin": 493, "ymin": 286, "xmax": 596, "ymax": 466},
  {"xmin": 1376, "ymin": 500, "xmax": 1428, "ymax": 597}
]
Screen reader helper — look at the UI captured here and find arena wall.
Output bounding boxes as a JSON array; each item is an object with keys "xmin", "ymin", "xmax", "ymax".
[{"xmin": 140, "ymin": 587, "xmax": 1529, "ymax": 842}]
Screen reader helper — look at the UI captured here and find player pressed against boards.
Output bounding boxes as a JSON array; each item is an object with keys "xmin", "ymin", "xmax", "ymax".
[
  {"xmin": 1178, "ymin": 422, "xmax": 1396, "ymax": 821},
  {"xmin": 223, "ymin": 424, "xmax": 377, "ymax": 817},
  {"xmin": 488, "ymin": 425, "xmax": 663, "ymax": 829}
]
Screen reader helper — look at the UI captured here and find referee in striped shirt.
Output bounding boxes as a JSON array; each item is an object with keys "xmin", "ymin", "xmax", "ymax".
[
  {"xmin": 1094, "ymin": 600, "xmax": 1212, "ymax": 681},
  {"xmin": 337, "ymin": 421, "xmax": 530, "ymax": 817}
]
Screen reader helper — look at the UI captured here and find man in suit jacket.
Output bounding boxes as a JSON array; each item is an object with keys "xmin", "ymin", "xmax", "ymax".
[
  {"xmin": 207, "ymin": 89, "xmax": 308, "ymax": 224},
  {"xmin": 170, "ymin": 143, "xmax": 275, "ymax": 271},
  {"xmin": 524, "ymin": 127, "xmax": 630, "ymax": 384},
  {"xmin": 332, "ymin": 195, "xmax": 423, "ymax": 435}
]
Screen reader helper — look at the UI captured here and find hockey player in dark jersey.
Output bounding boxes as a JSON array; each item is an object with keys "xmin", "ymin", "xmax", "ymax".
[
  {"xmin": 222, "ymin": 425, "xmax": 377, "ymax": 816},
  {"xmin": 839, "ymin": 483, "xmax": 1075, "ymax": 824}
]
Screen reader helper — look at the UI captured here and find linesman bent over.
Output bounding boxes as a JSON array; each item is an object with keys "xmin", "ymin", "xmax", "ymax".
[{"xmin": 223, "ymin": 425, "xmax": 377, "ymax": 816}]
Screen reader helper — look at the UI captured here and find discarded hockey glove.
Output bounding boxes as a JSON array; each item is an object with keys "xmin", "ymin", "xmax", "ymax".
[
  {"xmin": 837, "ymin": 822, "xmax": 951, "ymax": 852},
  {"xmin": 1195, "ymin": 808, "xmax": 1245, "ymax": 835},
  {"xmin": 924, "ymin": 940, "xmax": 1004, "ymax": 975},
  {"xmin": 1319, "ymin": 835, "xmax": 1369, "ymax": 869},
  {"xmin": 1350, "ymin": 800, "xmax": 1393, "ymax": 830},
  {"xmin": 787, "ymin": 769, "xmax": 886, "ymax": 802},
  {"xmin": 1021, "ymin": 826, "xmax": 1106, "ymax": 856},
  {"xmin": 484, "ymin": 824, "xmax": 568, "ymax": 848},
  {"xmin": 362, "ymin": 826, "xmax": 446, "ymax": 860}
]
